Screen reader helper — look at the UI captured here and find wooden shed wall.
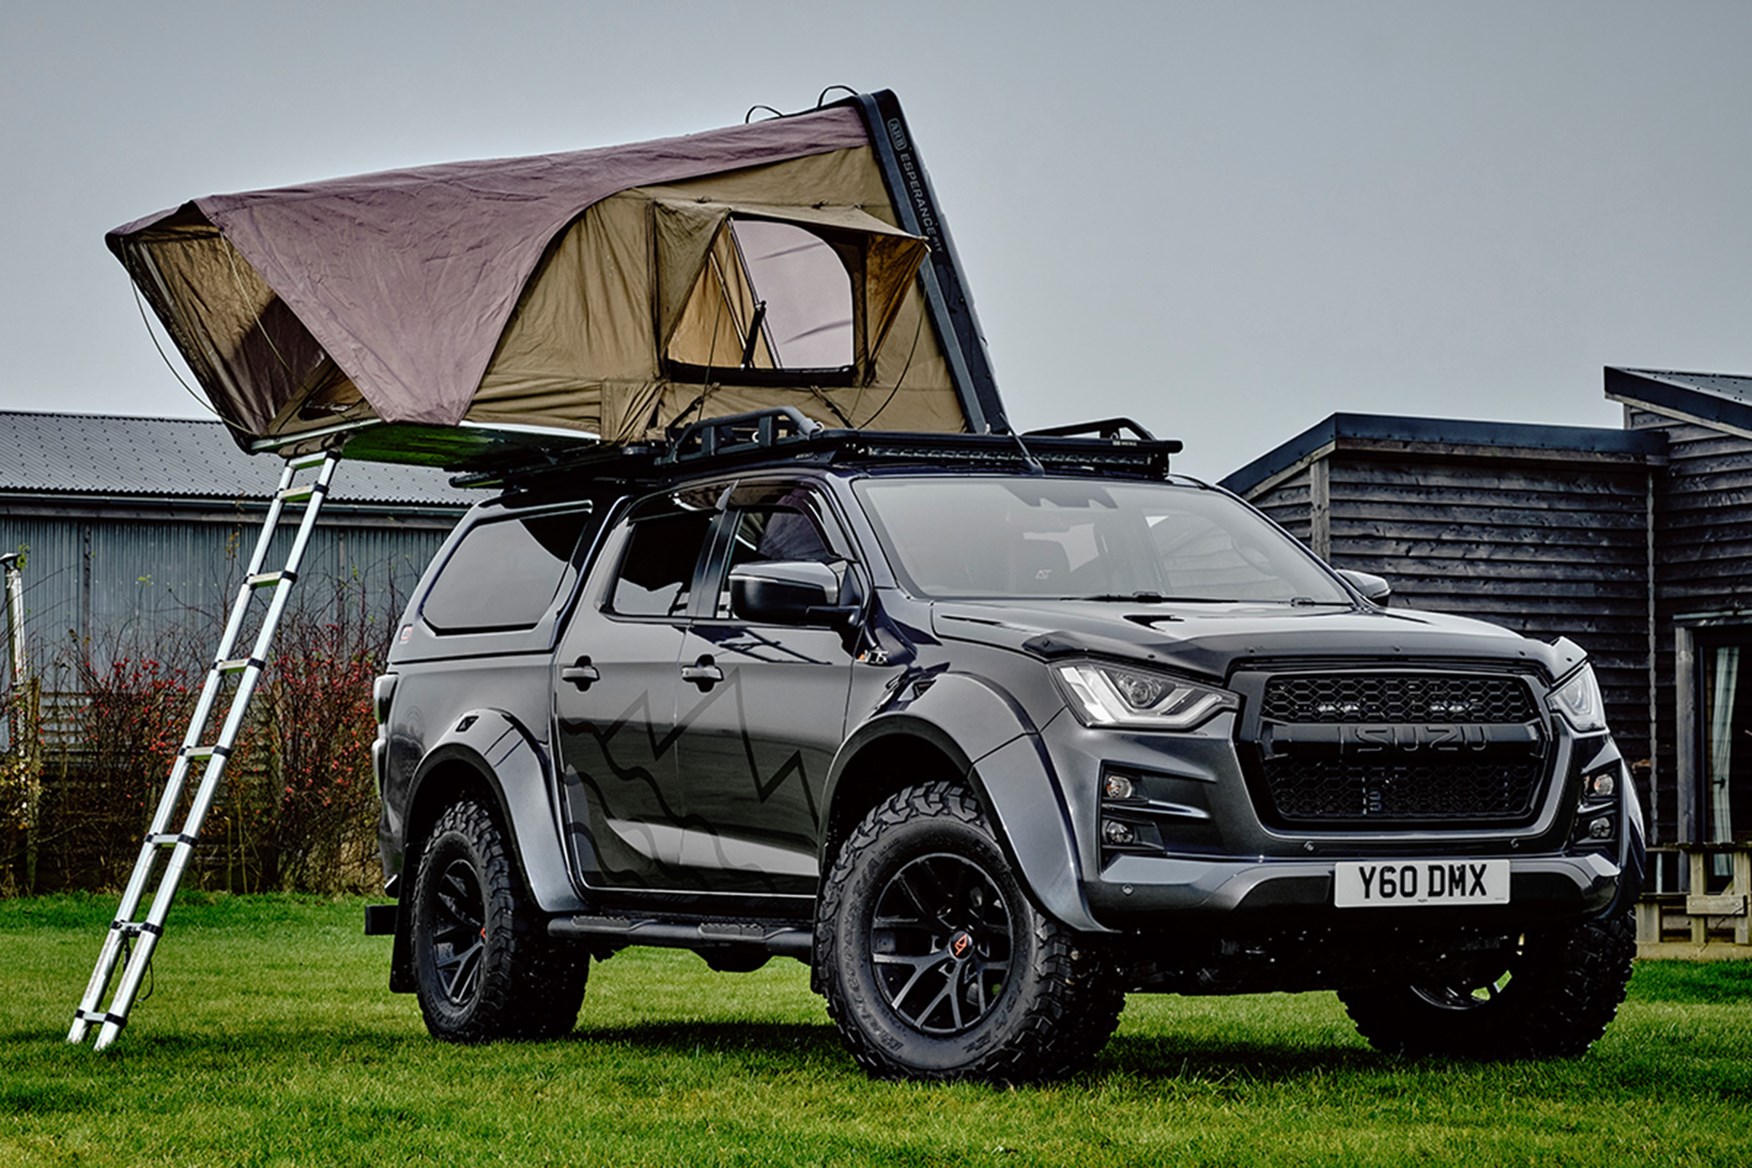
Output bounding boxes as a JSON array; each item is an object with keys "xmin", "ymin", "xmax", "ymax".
[
  {"xmin": 1248, "ymin": 464, "xmax": 1314, "ymax": 548},
  {"xmin": 1243, "ymin": 446, "xmax": 1657, "ymax": 832},
  {"xmin": 1624, "ymin": 406, "xmax": 1752, "ymax": 842}
]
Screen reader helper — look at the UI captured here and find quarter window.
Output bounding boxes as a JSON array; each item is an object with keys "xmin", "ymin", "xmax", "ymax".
[{"xmin": 421, "ymin": 510, "xmax": 592, "ymax": 633}]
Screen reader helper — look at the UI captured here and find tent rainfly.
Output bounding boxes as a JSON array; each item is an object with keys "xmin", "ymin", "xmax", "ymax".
[{"xmin": 108, "ymin": 91, "xmax": 1005, "ymax": 467}]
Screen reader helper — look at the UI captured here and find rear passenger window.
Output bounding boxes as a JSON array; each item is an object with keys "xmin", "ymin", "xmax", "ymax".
[
  {"xmin": 422, "ymin": 510, "xmax": 592, "ymax": 633},
  {"xmin": 610, "ymin": 510, "xmax": 717, "ymax": 617}
]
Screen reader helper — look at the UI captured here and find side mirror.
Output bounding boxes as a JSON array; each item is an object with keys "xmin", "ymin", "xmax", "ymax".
[
  {"xmin": 730, "ymin": 560, "xmax": 862, "ymax": 626},
  {"xmin": 1337, "ymin": 569, "xmax": 1392, "ymax": 607}
]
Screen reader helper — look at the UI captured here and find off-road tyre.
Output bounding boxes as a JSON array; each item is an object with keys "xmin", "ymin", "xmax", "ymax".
[
  {"xmin": 1339, "ymin": 910, "xmax": 1636, "ymax": 1059},
  {"xmin": 816, "ymin": 781, "xmax": 1123, "ymax": 1083},
  {"xmin": 410, "ymin": 798, "xmax": 588, "ymax": 1042}
]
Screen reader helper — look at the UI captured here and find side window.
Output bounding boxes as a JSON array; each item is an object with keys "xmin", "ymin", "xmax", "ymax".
[
  {"xmin": 715, "ymin": 505, "xmax": 835, "ymax": 617},
  {"xmin": 422, "ymin": 510, "xmax": 593, "ymax": 633},
  {"xmin": 609, "ymin": 510, "xmax": 717, "ymax": 618}
]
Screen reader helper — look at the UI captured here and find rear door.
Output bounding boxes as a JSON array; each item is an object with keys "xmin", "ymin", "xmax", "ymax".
[{"xmin": 553, "ymin": 487, "xmax": 720, "ymax": 892}]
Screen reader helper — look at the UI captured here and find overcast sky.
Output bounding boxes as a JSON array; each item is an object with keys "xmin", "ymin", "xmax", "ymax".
[{"xmin": 3, "ymin": 1, "xmax": 1749, "ymax": 481}]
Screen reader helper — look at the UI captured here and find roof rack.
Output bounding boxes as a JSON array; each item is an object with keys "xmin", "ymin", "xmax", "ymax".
[
  {"xmin": 660, "ymin": 407, "xmax": 824, "ymax": 464},
  {"xmin": 452, "ymin": 408, "xmax": 1183, "ymax": 491},
  {"xmin": 1023, "ymin": 417, "xmax": 1158, "ymax": 442}
]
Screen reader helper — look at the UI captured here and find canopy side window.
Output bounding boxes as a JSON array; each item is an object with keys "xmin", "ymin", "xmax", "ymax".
[{"xmin": 654, "ymin": 201, "xmax": 927, "ymax": 388}]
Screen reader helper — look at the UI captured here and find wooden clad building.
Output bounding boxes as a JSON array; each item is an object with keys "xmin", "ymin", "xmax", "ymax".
[
  {"xmin": 1604, "ymin": 371, "xmax": 1752, "ymax": 865},
  {"xmin": 1222, "ymin": 369, "xmax": 1752, "ymax": 928},
  {"xmin": 1223, "ymin": 413, "xmax": 1663, "ymax": 818}
]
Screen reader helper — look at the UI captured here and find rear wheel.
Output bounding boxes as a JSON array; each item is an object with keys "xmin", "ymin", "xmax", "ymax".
[
  {"xmin": 1340, "ymin": 910, "xmax": 1635, "ymax": 1059},
  {"xmin": 410, "ymin": 798, "xmax": 587, "ymax": 1042},
  {"xmin": 816, "ymin": 782, "xmax": 1123, "ymax": 1083}
]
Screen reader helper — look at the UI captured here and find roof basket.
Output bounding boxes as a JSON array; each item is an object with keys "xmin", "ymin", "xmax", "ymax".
[
  {"xmin": 660, "ymin": 408, "xmax": 825, "ymax": 465},
  {"xmin": 1023, "ymin": 417, "xmax": 1159, "ymax": 442},
  {"xmin": 453, "ymin": 408, "xmax": 1183, "ymax": 491}
]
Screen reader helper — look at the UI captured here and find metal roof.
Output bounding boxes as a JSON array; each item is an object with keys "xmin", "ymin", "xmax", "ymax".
[
  {"xmin": 1605, "ymin": 367, "xmax": 1752, "ymax": 439},
  {"xmin": 1221, "ymin": 412, "xmax": 1663, "ymax": 496},
  {"xmin": 0, "ymin": 410, "xmax": 478, "ymax": 507}
]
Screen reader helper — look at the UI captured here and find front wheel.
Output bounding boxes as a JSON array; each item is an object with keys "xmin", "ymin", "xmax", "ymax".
[
  {"xmin": 1340, "ymin": 910, "xmax": 1636, "ymax": 1059},
  {"xmin": 816, "ymin": 782, "xmax": 1123, "ymax": 1083},
  {"xmin": 410, "ymin": 798, "xmax": 587, "ymax": 1042}
]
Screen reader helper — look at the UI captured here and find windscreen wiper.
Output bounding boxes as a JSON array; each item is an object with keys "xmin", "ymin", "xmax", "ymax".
[{"xmin": 1074, "ymin": 593, "xmax": 1348, "ymax": 605}]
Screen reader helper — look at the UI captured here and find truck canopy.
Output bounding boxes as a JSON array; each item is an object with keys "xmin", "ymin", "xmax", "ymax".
[{"xmin": 108, "ymin": 92, "xmax": 1003, "ymax": 466}]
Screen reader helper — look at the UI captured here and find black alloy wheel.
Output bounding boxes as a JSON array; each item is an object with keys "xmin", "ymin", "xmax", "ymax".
[
  {"xmin": 817, "ymin": 782, "xmax": 1124, "ymax": 1083},
  {"xmin": 428, "ymin": 857, "xmax": 488, "ymax": 1007},
  {"xmin": 1340, "ymin": 912, "xmax": 1636, "ymax": 1059},
  {"xmin": 410, "ymin": 798, "xmax": 588, "ymax": 1043},
  {"xmin": 870, "ymin": 852, "xmax": 1013, "ymax": 1035}
]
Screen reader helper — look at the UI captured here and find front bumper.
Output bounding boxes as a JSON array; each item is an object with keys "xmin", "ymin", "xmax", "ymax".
[
  {"xmin": 1084, "ymin": 850, "xmax": 1623, "ymax": 929},
  {"xmin": 1032, "ymin": 701, "xmax": 1640, "ymax": 934}
]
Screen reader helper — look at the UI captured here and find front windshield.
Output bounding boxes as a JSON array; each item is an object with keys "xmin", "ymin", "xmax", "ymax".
[{"xmin": 854, "ymin": 477, "xmax": 1351, "ymax": 604}]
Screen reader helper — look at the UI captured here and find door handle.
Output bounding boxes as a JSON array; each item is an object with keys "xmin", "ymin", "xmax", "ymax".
[
  {"xmin": 680, "ymin": 655, "xmax": 723, "ymax": 691},
  {"xmin": 561, "ymin": 656, "xmax": 600, "ymax": 691}
]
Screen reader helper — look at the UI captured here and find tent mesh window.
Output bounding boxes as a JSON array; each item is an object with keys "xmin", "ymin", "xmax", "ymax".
[{"xmin": 665, "ymin": 217, "xmax": 855, "ymax": 381}]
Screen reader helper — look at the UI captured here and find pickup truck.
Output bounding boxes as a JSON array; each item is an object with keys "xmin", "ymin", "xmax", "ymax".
[{"xmin": 367, "ymin": 411, "xmax": 1642, "ymax": 1082}]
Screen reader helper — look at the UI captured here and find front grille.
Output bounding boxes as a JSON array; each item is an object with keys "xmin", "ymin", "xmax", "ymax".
[
  {"xmin": 1261, "ymin": 756, "xmax": 1545, "ymax": 823},
  {"xmin": 1262, "ymin": 674, "xmax": 1535, "ymax": 725},
  {"xmin": 1247, "ymin": 670, "xmax": 1549, "ymax": 829}
]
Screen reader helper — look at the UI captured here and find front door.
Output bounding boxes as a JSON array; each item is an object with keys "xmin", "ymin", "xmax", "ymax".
[{"xmin": 671, "ymin": 485, "xmax": 858, "ymax": 896}]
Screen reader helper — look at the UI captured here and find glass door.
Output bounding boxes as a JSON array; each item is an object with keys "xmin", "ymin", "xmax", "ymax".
[{"xmin": 1700, "ymin": 633, "xmax": 1752, "ymax": 875}]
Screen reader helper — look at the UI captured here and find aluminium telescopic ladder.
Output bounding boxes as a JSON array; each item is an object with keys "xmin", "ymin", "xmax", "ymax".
[{"xmin": 68, "ymin": 451, "xmax": 341, "ymax": 1050}]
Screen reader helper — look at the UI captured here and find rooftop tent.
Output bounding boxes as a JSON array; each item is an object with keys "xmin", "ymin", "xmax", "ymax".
[{"xmin": 107, "ymin": 91, "xmax": 1006, "ymax": 467}]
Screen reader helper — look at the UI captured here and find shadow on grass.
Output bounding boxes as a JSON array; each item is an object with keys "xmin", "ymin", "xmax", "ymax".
[
  {"xmin": 566, "ymin": 1017, "xmax": 1391, "ymax": 1086},
  {"xmin": 1100, "ymin": 1031, "xmax": 1382, "ymax": 1083},
  {"xmin": 572, "ymin": 1018, "xmax": 846, "ymax": 1062}
]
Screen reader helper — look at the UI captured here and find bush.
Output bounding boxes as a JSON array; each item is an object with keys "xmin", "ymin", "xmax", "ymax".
[
  {"xmin": 1, "ymin": 583, "xmax": 397, "ymax": 897},
  {"xmin": 250, "ymin": 606, "xmax": 386, "ymax": 893}
]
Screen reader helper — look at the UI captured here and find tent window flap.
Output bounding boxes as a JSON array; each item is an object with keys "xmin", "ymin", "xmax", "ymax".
[{"xmin": 655, "ymin": 201, "xmax": 926, "ymax": 385}]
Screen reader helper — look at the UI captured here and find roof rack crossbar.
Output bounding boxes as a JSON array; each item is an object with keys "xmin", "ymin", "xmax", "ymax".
[
  {"xmin": 1023, "ymin": 417, "xmax": 1162, "ymax": 443},
  {"xmin": 660, "ymin": 407, "xmax": 825, "ymax": 465}
]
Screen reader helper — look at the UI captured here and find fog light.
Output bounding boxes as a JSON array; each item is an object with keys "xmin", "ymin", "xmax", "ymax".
[
  {"xmin": 1103, "ymin": 773, "xmax": 1135, "ymax": 801},
  {"xmin": 1587, "ymin": 817, "xmax": 1613, "ymax": 840},
  {"xmin": 1587, "ymin": 772, "xmax": 1616, "ymax": 799},
  {"xmin": 1103, "ymin": 819, "xmax": 1136, "ymax": 846}
]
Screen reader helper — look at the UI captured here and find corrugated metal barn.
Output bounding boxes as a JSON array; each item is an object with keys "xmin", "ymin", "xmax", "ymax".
[
  {"xmin": 0, "ymin": 410, "xmax": 476, "ymax": 692},
  {"xmin": 1224, "ymin": 369, "xmax": 1752, "ymax": 948},
  {"xmin": 1, "ymin": 410, "xmax": 480, "ymax": 892}
]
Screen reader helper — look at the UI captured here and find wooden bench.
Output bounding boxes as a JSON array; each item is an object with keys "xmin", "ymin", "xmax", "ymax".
[{"xmin": 1637, "ymin": 843, "xmax": 1752, "ymax": 951}]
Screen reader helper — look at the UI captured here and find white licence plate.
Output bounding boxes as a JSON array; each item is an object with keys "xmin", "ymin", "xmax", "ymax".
[{"xmin": 1334, "ymin": 859, "xmax": 1510, "ymax": 908}]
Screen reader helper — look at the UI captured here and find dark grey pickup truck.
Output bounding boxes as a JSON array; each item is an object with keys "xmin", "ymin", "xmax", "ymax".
[{"xmin": 367, "ymin": 411, "xmax": 1642, "ymax": 1082}]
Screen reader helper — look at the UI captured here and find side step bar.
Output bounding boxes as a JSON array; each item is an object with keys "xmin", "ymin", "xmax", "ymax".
[{"xmin": 548, "ymin": 913, "xmax": 812, "ymax": 959}]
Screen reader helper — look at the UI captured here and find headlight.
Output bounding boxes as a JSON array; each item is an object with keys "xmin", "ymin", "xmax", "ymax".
[
  {"xmin": 1548, "ymin": 663, "xmax": 1606, "ymax": 732},
  {"xmin": 1053, "ymin": 662, "xmax": 1239, "ymax": 730}
]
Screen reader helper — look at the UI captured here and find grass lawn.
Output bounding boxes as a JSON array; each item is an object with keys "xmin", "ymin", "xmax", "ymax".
[{"xmin": 2, "ymin": 894, "xmax": 1750, "ymax": 1167}]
